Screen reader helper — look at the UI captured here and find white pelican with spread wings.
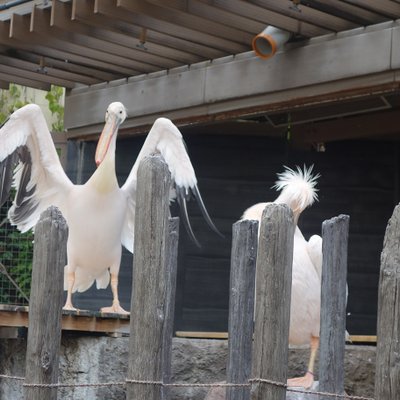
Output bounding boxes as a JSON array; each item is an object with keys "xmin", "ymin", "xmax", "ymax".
[{"xmin": 0, "ymin": 102, "xmax": 220, "ymax": 314}]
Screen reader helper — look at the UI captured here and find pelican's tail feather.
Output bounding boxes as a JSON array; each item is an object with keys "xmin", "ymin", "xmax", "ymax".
[
  {"xmin": 96, "ymin": 270, "xmax": 111, "ymax": 290},
  {"xmin": 273, "ymin": 165, "xmax": 320, "ymax": 217}
]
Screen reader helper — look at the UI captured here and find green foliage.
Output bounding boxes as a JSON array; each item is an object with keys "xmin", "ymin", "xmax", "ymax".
[
  {"xmin": 0, "ymin": 83, "xmax": 30, "ymax": 124},
  {"xmin": 45, "ymin": 85, "xmax": 65, "ymax": 132}
]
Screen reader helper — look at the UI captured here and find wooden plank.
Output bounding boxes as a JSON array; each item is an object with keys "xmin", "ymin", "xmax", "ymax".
[
  {"xmin": 319, "ymin": 215, "xmax": 350, "ymax": 399},
  {"xmin": 61, "ymin": 314, "xmax": 130, "ymax": 334},
  {"xmin": 0, "ymin": 57, "xmax": 77, "ymax": 89},
  {"xmin": 0, "ymin": 70, "xmax": 51, "ymax": 91},
  {"xmin": 296, "ymin": 0, "xmax": 388, "ymax": 25},
  {"xmin": 200, "ymin": 0, "xmax": 330, "ymax": 37},
  {"xmin": 52, "ymin": 0, "xmax": 198, "ymax": 66},
  {"xmin": 0, "ymin": 53, "xmax": 100, "ymax": 86},
  {"xmin": 0, "ymin": 312, "xmax": 379, "ymax": 342},
  {"xmin": 341, "ymin": 0, "xmax": 400, "ymax": 19},
  {"xmin": 75, "ymin": 0, "xmax": 224, "ymax": 60},
  {"xmin": 131, "ymin": 0, "xmax": 254, "ymax": 44},
  {"xmin": 10, "ymin": 14, "xmax": 140, "ymax": 76},
  {"xmin": 251, "ymin": 204, "xmax": 294, "ymax": 400},
  {"xmin": 349, "ymin": 335, "xmax": 377, "ymax": 343},
  {"xmin": 175, "ymin": 331, "xmax": 378, "ymax": 342},
  {"xmin": 24, "ymin": 207, "xmax": 68, "ymax": 400},
  {"xmin": 0, "ymin": 305, "xmax": 131, "ymax": 334},
  {"xmin": 157, "ymin": 0, "xmax": 266, "ymax": 34},
  {"xmin": 0, "ymin": 20, "xmax": 126, "ymax": 79},
  {"xmin": 114, "ymin": 0, "xmax": 247, "ymax": 53},
  {"xmin": 52, "ymin": 2, "xmax": 251, "ymax": 63},
  {"xmin": 175, "ymin": 331, "xmax": 229, "ymax": 339},
  {"xmin": 31, "ymin": 6, "xmax": 165, "ymax": 72},
  {"xmin": 127, "ymin": 154, "xmax": 172, "ymax": 400},
  {"xmin": 249, "ymin": 0, "xmax": 358, "ymax": 32},
  {"xmin": 216, "ymin": 0, "xmax": 350, "ymax": 32},
  {"xmin": 16, "ymin": 50, "xmax": 119, "ymax": 82},
  {"xmin": 226, "ymin": 220, "xmax": 258, "ymax": 400},
  {"xmin": 374, "ymin": 204, "xmax": 400, "ymax": 400}
]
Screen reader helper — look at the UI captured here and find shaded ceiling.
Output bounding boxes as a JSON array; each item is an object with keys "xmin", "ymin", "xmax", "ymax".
[{"xmin": 0, "ymin": 0, "xmax": 399, "ymax": 90}]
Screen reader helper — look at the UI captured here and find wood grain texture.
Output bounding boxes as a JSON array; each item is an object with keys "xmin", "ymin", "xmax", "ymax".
[
  {"xmin": 162, "ymin": 216, "xmax": 180, "ymax": 399},
  {"xmin": 251, "ymin": 204, "xmax": 294, "ymax": 400},
  {"xmin": 226, "ymin": 219, "xmax": 258, "ymax": 400},
  {"xmin": 375, "ymin": 204, "xmax": 400, "ymax": 400},
  {"xmin": 24, "ymin": 206, "xmax": 68, "ymax": 400},
  {"xmin": 126, "ymin": 154, "xmax": 172, "ymax": 400},
  {"xmin": 319, "ymin": 214, "xmax": 350, "ymax": 398}
]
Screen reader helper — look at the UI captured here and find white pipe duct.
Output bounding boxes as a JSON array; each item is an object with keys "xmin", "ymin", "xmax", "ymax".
[{"xmin": 252, "ymin": 26, "xmax": 291, "ymax": 59}]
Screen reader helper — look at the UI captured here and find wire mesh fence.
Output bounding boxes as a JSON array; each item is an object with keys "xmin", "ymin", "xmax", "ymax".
[{"xmin": 0, "ymin": 199, "xmax": 33, "ymax": 305}]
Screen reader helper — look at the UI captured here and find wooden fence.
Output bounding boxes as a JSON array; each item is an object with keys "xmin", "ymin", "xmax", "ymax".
[{"xmin": 10, "ymin": 154, "xmax": 399, "ymax": 399}]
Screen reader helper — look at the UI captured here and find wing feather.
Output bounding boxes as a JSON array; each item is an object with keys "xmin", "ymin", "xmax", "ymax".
[
  {"xmin": 0, "ymin": 104, "xmax": 73, "ymax": 232},
  {"xmin": 121, "ymin": 117, "xmax": 221, "ymax": 249}
]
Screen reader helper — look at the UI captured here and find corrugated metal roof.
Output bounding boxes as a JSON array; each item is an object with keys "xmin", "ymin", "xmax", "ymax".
[{"xmin": 0, "ymin": 0, "xmax": 399, "ymax": 90}]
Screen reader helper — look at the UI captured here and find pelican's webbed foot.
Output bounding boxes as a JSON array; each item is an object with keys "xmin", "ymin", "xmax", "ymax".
[{"xmin": 101, "ymin": 302, "xmax": 130, "ymax": 315}]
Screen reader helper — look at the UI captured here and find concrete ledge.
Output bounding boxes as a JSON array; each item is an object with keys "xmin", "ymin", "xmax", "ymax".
[{"xmin": 0, "ymin": 336, "xmax": 375, "ymax": 400}]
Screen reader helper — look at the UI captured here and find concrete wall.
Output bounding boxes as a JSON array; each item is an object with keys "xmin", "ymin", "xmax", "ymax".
[{"xmin": 0, "ymin": 335, "xmax": 375, "ymax": 399}]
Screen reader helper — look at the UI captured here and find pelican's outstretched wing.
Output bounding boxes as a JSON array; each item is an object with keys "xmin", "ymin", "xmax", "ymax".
[
  {"xmin": 121, "ymin": 117, "xmax": 221, "ymax": 251},
  {"xmin": 0, "ymin": 104, "xmax": 73, "ymax": 232}
]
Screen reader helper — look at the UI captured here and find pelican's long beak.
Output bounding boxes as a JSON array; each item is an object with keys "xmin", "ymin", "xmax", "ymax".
[{"xmin": 95, "ymin": 114, "xmax": 120, "ymax": 166}]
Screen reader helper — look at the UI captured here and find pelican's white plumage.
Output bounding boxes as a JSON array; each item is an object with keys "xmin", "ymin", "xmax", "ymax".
[
  {"xmin": 241, "ymin": 165, "xmax": 321, "ymax": 389},
  {"xmin": 0, "ymin": 102, "xmax": 220, "ymax": 313}
]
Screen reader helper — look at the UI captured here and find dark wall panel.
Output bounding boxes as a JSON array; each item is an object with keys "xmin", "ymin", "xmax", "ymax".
[{"xmin": 66, "ymin": 134, "xmax": 399, "ymax": 336}]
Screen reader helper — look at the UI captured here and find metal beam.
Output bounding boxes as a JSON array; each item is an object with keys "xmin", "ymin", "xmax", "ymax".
[{"xmin": 65, "ymin": 22, "xmax": 400, "ymax": 135}]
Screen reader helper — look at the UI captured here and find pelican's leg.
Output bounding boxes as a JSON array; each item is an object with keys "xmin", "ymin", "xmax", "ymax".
[
  {"xmin": 100, "ymin": 269, "xmax": 129, "ymax": 315},
  {"xmin": 287, "ymin": 335, "xmax": 319, "ymax": 389},
  {"xmin": 63, "ymin": 266, "xmax": 78, "ymax": 311}
]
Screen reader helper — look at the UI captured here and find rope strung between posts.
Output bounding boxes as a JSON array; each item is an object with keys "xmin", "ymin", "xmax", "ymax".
[{"xmin": 0, "ymin": 373, "xmax": 375, "ymax": 399}]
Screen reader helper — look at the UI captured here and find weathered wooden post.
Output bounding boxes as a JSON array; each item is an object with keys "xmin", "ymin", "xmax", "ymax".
[
  {"xmin": 226, "ymin": 219, "xmax": 258, "ymax": 400},
  {"xmin": 251, "ymin": 204, "xmax": 294, "ymax": 400},
  {"xmin": 24, "ymin": 206, "xmax": 68, "ymax": 400},
  {"xmin": 163, "ymin": 216, "xmax": 180, "ymax": 399},
  {"xmin": 374, "ymin": 204, "xmax": 400, "ymax": 399},
  {"xmin": 126, "ymin": 154, "xmax": 177, "ymax": 400},
  {"xmin": 319, "ymin": 214, "xmax": 349, "ymax": 399}
]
